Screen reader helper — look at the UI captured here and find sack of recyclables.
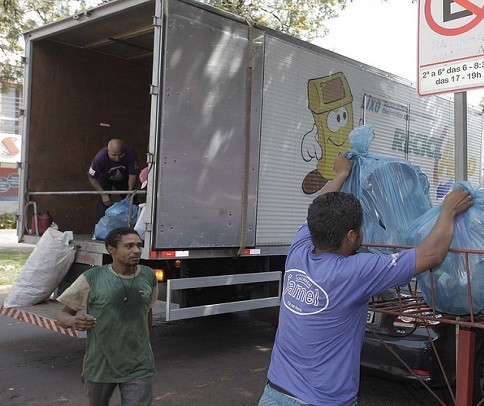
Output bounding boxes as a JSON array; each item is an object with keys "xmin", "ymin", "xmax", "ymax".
[
  {"xmin": 343, "ymin": 124, "xmax": 483, "ymax": 315},
  {"xmin": 406, "ymin": 182, "xmax": 484, "ymax": 315},
  {"xmin": 94, "ymin": 199, "xmax": 139, "ymax": 240},
  {"xmin": 341, "ymin": 124, "xmax": 431, "ymax": 248},
  {"xmin": 4, "ymin": 227, "xmax": 75, "ymax": 307}
]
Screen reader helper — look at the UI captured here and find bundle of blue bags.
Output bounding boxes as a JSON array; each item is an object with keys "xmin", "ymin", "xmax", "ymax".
[
  {"xmin": 342, "ymin": 124, "xmax": 484, "ymax": 315},
  {"xmin": 94, "ymin": 199, "xmax": 139, "ymax": 240}
]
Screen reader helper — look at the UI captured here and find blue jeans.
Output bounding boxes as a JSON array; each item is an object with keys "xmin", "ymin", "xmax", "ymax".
[
  {"xmin": 258, "ymin": 383, "xmax": 311, "ymax": 406},
  {"xmin": 83, "ymin": 376, "xmax": 153, "ymax": 406},
  {"xmin": 258, "ymin": 383, "xmax": 358, "ymax": 406}
]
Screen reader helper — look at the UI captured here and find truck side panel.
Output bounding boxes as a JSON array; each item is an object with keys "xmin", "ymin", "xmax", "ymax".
[
  {"xmin": 18, "ymin": 0, "xmax": 482, "ymax": 255},
  {"xmin": 255, "ymin": 35, "xmax": 482, "ymax": 245},
  {"xmin": 153, "ymin": 0, "xmax": 264, "ymax": 249}
]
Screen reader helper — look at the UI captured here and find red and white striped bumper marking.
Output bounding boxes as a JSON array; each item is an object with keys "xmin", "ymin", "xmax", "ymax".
[{"xmin": 0, "ymin": 305, "xmax": 80, "ymax": 338}]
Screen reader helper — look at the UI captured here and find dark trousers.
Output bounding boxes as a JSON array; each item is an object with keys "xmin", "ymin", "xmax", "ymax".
[{"xmin": 83, "ymin": 376, "xmax": 153, "ymax": 406}]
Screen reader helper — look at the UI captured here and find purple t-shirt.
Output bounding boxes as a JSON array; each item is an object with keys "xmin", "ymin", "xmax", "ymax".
[
  {"xmin": 88, "ymin": 146, "xmax": 139, "ymax": 181},
  {"xmin": 267, "ymin": 223, "xmax": 415, "ymax": 405}
]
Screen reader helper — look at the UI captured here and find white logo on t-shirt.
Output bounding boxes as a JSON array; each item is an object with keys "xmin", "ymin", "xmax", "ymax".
[
  {"xmin": 283, "ymin": 269, "xmax": 329, "ymax": 316},
  {"xmin": 389, "ymin": 253, "xmax": 399, "ymax": 268}
]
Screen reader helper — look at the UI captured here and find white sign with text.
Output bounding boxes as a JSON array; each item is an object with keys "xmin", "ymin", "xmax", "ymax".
[{"xmin": 418, "ymin": 0, "xmax": 484, "ymax": 95}]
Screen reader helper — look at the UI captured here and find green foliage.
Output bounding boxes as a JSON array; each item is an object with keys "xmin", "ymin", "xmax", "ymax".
[
  {"xmin": 0, "ymin": 250, "xmax": 30, "ymax": 285},
  {"xmin": 1, "ymin": 0, "xmax": 346, "ymax": 91},
  {"xmin": 0, "ymin": 0, "xmax": 105, "ymax": 92},
  {"xmin": 201, "ymin": 0, "xmax": 347, "ymax": 41},
  {"xmin": 0, "ymin": 212, "xmax": 16, "ymax": 229}
]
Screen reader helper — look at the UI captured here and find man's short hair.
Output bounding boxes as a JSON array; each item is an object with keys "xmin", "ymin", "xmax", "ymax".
[
  {"xmin": 307, "ymin": 192, "xmax": 363, "ymax": 250},
  {"xmin": 105, "ymin": 227, "xmax": 140, "ymax": 250}
]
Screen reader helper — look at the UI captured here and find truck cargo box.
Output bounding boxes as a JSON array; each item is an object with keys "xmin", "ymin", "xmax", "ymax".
[
  {"xmin": 13, "ymin": 0, "xmax": 483, "ymax": 321},
  {"xmin": 19, "ymin": 0, "xmax": 482, "ymax": 259}
]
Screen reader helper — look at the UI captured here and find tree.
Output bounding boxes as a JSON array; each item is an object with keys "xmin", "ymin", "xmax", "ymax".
[
  {"xmin": 0, "ymin": 0, "xmax": 347, "ymax": 92},
  {"xmin": 0, "ymin": 0, "xmax": 103, "ymax": 92},
  {"xmin": 201, "ymin": 0, "xmax": 347, "ymax": 41}
]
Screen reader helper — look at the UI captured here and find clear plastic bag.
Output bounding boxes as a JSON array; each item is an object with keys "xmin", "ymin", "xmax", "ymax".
[
  {"xmin": 341, "ymin": 124, "xmax": 432, "ymax": 247},
  {"xmin": 342, "ymin": 125, "xmax": 483, "ymax": 315},
  {"xmin": 406, "ymin": 182, "xmax": 484, "ymax": 315}
]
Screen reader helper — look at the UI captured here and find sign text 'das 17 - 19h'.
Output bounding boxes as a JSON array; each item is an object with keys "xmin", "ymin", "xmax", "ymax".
[{"xmin": 418, "ymin": 0, "xmax": 484, "ymax": 96}]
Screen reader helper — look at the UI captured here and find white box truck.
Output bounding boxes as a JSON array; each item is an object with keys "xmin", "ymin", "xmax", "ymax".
[{"xmin": 2, "ymin": 0, "xmax": 482, "ymax": 334}]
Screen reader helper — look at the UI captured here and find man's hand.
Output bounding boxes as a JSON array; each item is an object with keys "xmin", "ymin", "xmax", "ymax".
[
  {"xmin": 101, "ymin": 194, "xmax": 112, "ymax": 207},
  {"xmin": 124, "ymin": 192, "xmax": 136, "ymax": 201},
  {"xmin": 333, "ymin": 153, "xmax": 353, "ymax": 177},
  {"xmin": 442, "ymin": 187, "xmax": 473, "ymax": 217},
  {"xmin": 89, "ymin": 177, "xmax": 112, "ymax": 206},
  {"xmin": 57, "ymin": 306, "xmax": 97, "ymax": 331},
  {"xmin": 414, "ymin": 186, "xmax": 473, "ymax": 275},
  {"xmin": 72, "ymin": 313, "xmax": 97, "ymax": 331},
  {"xmin": 320, "ymin": 152, "xmax": 353, "ymax": 195}
]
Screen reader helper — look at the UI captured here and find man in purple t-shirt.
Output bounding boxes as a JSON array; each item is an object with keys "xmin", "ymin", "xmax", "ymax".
[
  {"xmin": 259, "ymin": 154, "xmax": 473, "ymax": 406},
  {"xmin": 88, "ymin": 138, "xmax": 140, "ymax": 222}
]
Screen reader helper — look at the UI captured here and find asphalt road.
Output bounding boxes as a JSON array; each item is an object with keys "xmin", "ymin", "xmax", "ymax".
[
  {"xmin": 0, "ymin": 307, "xmax": 455, "ymax": 406},
  {"xmin": 0, "ymin": 229, "xmax": 453, "ymax": 405},
  {"xmin": 0, "ymin": 229, "xmax": 35, "ymax": 252}
]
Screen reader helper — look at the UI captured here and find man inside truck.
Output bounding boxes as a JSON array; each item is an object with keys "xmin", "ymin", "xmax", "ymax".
[
  {"xmin": 56, "ymin": 227, "xmax": 158, "ymax": 406},
  {"xmin": 88, "ymin": 138, "xmax": 140, "ymax": 222},
  {"xmin": 259, "ymin": 154, "xmax": 472, "ymax": 406}
]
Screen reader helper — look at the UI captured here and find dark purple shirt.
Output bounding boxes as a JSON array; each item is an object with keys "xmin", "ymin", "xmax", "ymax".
[{"xmin": 88, "ymin": 146, "xmax": 139, "ymax": 181}]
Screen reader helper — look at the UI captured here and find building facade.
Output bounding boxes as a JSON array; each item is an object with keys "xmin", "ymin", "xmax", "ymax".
[{"xmin": 0, "ymin": 85, "xmax": 22, "ymax": 215}]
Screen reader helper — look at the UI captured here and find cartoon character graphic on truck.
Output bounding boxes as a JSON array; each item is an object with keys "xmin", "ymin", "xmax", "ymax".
[{"xmin": 301, "ymin": 72, "xmax": 354, "ymax": 194}]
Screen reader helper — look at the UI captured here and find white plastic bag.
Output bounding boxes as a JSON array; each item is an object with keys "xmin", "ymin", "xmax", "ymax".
[
  {"xmin": 4, "ymin": 227, "xmax": 76, "ymax": 307},
  {"xmin": 134, "ymin": 203, "xmax": 147, "ymax": 240}
]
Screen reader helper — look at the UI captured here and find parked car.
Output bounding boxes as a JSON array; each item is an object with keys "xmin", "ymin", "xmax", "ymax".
[{"xmin": 361, "ymin": 286, "xmax": 484, "ymax": 404}]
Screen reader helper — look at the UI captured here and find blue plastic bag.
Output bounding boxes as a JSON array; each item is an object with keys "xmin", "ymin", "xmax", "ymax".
[
  {"xmin": 94, "ymin": 200, "xmax": 139, "ymax": 240},
  {"xmin": 341, "ymin": 124, "xmax": 432, "ymax": 247},
  {"xmin": 406, "ymin": 182, "xmax": 484, "ymax": 315}
]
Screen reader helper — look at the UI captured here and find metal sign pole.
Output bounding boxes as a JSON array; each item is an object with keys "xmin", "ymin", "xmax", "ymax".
[
  {"xmin": 454, "ymin": 91, "xmax": 468, "ymax": 181},
  {"xmin": 419, "ymin": 2, "xmax": 479, "ymax": 404},
  {"xmin": 454, "ymin": 90, "xmax": 475, "ymax": 406}
]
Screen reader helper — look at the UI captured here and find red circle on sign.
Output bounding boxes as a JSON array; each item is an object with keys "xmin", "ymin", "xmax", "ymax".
[{"xmin": 425, "ymin": 0, "xmax": 483, "ymax": 36}]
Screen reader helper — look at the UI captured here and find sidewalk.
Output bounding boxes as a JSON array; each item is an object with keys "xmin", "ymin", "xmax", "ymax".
[{"xmin": 0, "ymin": 229, "xmax": 36, "ymax": 252}]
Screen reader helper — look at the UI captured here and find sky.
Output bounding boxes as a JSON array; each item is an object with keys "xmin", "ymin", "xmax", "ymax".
[{"xmin": 314, "ymin": 0, "xmax": 484, "ymax": 107}]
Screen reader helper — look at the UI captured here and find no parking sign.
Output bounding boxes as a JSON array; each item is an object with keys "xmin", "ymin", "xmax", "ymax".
[{"xmin": 418, "ymin": 0, "xmax": 484, "ymax": 95}]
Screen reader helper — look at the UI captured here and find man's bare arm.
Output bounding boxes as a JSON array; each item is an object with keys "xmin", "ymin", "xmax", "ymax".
[
  {"xmin": 128, "ymin": 174, "xmax": 137, "ymax": 192},
  {"xmin": 414, "ymin": 187, "xmax": 472, "ymax": 275},
  {"xmin": 57, "ymin": 306, "xmax": 97, "ymax": 331},
  {"xmin": 89, "ymin": 177, "xmax": 111, "ymax": 206},
  {"xmin": 320, "ymin": 154, "xmax": 352, "ymax": 195}
]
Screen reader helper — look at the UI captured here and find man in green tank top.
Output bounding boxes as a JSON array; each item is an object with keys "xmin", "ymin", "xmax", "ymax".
[{"xmin": 57, "ymin": 227, "xmax": 158, "ymax": 406}]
